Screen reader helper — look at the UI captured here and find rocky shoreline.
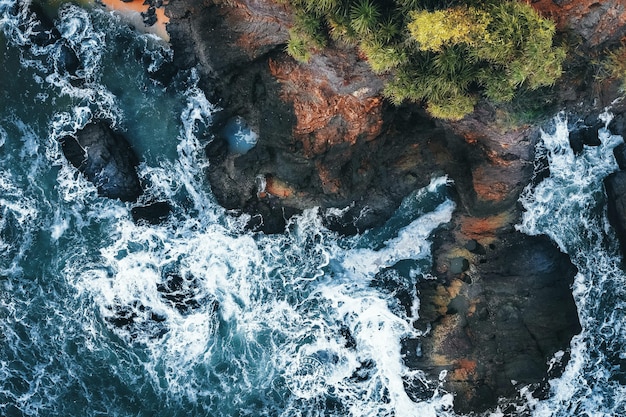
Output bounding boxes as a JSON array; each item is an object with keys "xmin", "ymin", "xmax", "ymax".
[
  {"xmin": 41, "ymin": 0, "xmax": 626, "ymax": 412},
  {"xmin": 164, "ymin": 0, "xmax": 626, "ymax": 412}
]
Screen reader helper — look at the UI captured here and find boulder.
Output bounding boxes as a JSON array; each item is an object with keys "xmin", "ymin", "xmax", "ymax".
[
  {"xmin": 60, "ymin": 122, "xmax": 143, "ymax": 202},
  {"xmin": 569, "ymin": 121, "xmax": 602, "ymax": 154},
  {"xmin": 54, "ymin": 42, "xmax": 81, "ymax": 76}
]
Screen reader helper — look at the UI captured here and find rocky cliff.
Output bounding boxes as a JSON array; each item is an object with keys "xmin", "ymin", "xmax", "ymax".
[{"xmin": 161, "ymin": 0, "xmax": 626, "ymax": 412}]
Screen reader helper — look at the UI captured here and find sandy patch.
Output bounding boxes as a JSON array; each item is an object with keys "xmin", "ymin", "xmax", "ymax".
[{"xmin": 97, "ymin": 0, "xmax": 169, "ymax": 42}]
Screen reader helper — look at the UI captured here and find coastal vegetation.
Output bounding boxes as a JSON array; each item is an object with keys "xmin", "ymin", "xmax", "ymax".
[
  {"xmin": 602, "ymin": 42, "xmax": 626, "ymax": 91},
  {"xmin": 285, "ymin": 0, "xmax": 566, "ymax": 120}
]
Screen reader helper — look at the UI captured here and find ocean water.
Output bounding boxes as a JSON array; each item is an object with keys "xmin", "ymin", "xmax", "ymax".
[
  {"xmin": 0, "ymin": 2, "xmax": 457, "ymax": 416},
  {"xmin": 1, "ymin": 2, "xmax": 625, "ymax": 417}
]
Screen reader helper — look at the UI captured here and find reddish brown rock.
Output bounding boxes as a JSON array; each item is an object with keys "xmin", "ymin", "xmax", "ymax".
[
  {"xmin": 269, "ymin": 55, "xmax": 384, "ymax": 156},
  {"xmin": 532, "ymin": 0, "xmax": 626, "ymax": 47}
]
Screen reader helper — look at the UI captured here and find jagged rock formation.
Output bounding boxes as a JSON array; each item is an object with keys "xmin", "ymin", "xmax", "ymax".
[{"xmin": 162, "ymin": 0, "xmax": 626, "ymax": 412}]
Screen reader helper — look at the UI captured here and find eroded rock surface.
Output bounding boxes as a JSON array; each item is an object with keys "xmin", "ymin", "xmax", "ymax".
[{"xmin": 413, "ymin": 224, "xmax": 581, "ymax": 413}]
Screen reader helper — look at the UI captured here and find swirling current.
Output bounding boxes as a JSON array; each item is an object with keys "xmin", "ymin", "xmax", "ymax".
[{"xmin": 1, "ymin": 1, "xmax": 625, "ymax": 416}]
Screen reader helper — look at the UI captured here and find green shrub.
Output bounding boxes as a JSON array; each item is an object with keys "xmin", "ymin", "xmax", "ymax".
[
  {"xmin": 285, "ymin": 12, "xmax": 327, "ymax": 62},
  {"xmin": 284, "ymin": 0, "xmax": 565, "ymax": 120},
  {"xmin": 302, "ymin": 0, "xmax": 340, "ymax": 15},
  {"xmin": 601, "ymin": 43, "xmax": 626, "ymax": 90},
  {"xmin": 327, "ymin": 13, "xmax": 359, "ymax": 45},
  {"xmin": 286, "ymin": 30, "xmax": 313, "ymax": 62},
  {"xmin": 427, "ymin": 93, "xmax": 477, "ymax": 121},
  {"xmin": 359, "ymin": 39, "xmax": 407, "ymax": 73},
  {"xmin": 407, "ymin": 6, "xmax": 490, "ymax": 52},
  {"xmin": 403, "ymin": 1, "xmax": 565, "ymax": 118},
  {"xmin": 350, "ymin": 0, "xmax": 381, "ymax": 35}
]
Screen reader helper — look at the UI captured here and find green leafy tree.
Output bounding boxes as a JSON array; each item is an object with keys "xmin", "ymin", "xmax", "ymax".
[
  {"xmin": 407, "ymin": 7, "xmax": 490, "ymax": 52},
  {"xmin": 284, "ymin": 0, "xmax": 566, "ymax": 120}
]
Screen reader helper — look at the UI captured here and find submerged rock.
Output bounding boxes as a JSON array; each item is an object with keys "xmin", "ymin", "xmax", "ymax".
[
  {"xmin": 105, "ymin": 300, "xmax": 168, "ymax": 340},
  {"xmin": 19, "ymin": 3, "xmax": 81, "ymax": 77},
  {"xmin": 60, "ymin": 122, "xmax": 143, "ymax": 202}
]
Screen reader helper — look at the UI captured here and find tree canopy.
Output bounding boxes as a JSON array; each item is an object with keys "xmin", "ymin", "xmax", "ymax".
[{"xmin": 285, "ymin": 0, "xmax": 566, "ymax": 120}]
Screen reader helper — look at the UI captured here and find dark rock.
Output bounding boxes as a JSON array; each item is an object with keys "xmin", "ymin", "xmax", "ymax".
[
  {"xmin": 609, "ymin": 113, "xmax": 626, "ymax": 138},
  {"xmin": 204, "ymin": 135, "xmax": 229, "ymax": 165},
  {"xmin": 141, "ymin": 7, "xmax": 157, "ymax": 26},
  {"xmin": 464, "ymin": 239, "xmax": 486, "ymax": 255},
  {"xmin": 569, "ymin": 121, "xmax": 602, "ymax": 154},
  {"xmin": 604, "ymin": 171, "xmax": 626, "ymax": 255},
  {"xmin": 59, "ymin": 122, "xmax": 143, "ymax": 202},
  {"xmin": 55, "ymin": 42, "xmax": 81, "ymax": 76},
  {"xmin": 613, "ymin": 143, "xmax": 626, "ymax": 170},
  {"xmin": 414, "ymin": 233, "xmax": 581, "ymax": 413},
  {"xmin": 156, "ymin": 273, "xmax": 200, "ymax": 314},
  {"xmin": 131, "ymin": 201, "xmax": 172, "ymax": 225},
  {"xmin": 105, "ymin": 300, "xmax": 168, "ymax": 340},
  {"xmin": 147, "ymin": 60, "xmax": 179, "ymax": 86}
]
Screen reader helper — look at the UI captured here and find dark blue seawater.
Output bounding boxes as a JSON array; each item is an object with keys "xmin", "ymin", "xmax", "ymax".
[{"xmin": 2, "ymin": 2, "xmax": 626, "ymax": 416}]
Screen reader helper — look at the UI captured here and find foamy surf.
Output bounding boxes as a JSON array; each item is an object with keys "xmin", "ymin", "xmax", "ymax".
[{"xmin": 517, "ymin": 114, "xmax": 626, "ymax": 416}]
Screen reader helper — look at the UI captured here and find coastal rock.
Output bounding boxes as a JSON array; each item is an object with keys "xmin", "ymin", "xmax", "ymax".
[
  {"xmin": 413, "ymin": 232, "xmax": 581, "ymax": 413},
  {"xmin": 162, "ymin": 0, "xmax": 620, "ymax": 410},
  {"xmin": 614, "ymin": 143, "xmax": 626, "ymax": 171},
  {"xmin": 60, "ymin": 122, "xmax": 143, "ymax": 202},
  {"xmin": 569, "ymin": 120, "xmax": 603, "ymax": 154},
  {"xmin": 532, "ymin": 0, "xmax": 626, "ymax": 48},
  {"xmin": 131, "ymin": 201, "xmax": 172, "ymax": 225},
  {"xmin": 165, "ymin": 0, "xmax": 538, "ymax": 232}
]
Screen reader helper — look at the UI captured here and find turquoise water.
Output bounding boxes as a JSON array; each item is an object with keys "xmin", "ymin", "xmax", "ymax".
[{"xmin": 3, "ymin": 2, "xmax": 626, "ymax": 416}]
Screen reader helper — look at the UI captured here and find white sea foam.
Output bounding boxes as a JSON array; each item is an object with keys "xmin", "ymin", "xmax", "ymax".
[{"xmin": 517, "ymin": 113, "xmax": 626, "ymax": 416}]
